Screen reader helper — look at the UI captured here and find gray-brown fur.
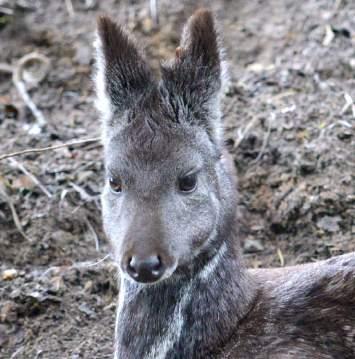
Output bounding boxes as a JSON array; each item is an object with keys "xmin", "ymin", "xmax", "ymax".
[
  {"xmin": 97, "ymin": 16, "xmax": 155, "ymax": 117},
  {"xmin": 94, "ymin": 8, "xmax": 355, "ymax": 359}
]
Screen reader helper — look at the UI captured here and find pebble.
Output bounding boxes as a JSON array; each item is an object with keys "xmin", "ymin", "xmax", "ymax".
[
  {"xmin": 78, "ymin": 303, "xmax": 96, "ymax": 319},
  {"xmin": 1, "ymin": 269, "xmax": 18, "ymax": 281},
  {"xmin": 299, "ymin": 160, "xmax": 317, "ymax": 175},
  {"xmin": 244, "ymin": 238, "xmax": 264, "ymax": 253},
  {"xmin": 316, "ymin": 216, "xmax": 341, "ymax": 233},
  {"xmin": 337, "ymin": 130, "xmax": 352, "ymax": 141}
]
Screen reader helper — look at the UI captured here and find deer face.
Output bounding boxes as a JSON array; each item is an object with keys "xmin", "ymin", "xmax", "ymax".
[{"xmin": 96, "ymin": 10, "xmax": 236, "ymax": 284}]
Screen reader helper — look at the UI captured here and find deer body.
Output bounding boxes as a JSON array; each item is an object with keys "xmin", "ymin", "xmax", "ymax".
[
  {"xmin": 94, "ymin": 9, "xmax": 355, "ymax": 359},
  {"xmin": 114, "ymin": 244, "xmax": 355, "ymax": 359}
]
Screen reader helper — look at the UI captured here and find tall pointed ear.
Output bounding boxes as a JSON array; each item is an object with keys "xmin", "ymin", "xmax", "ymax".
[
  {"xmin": 94, "ymin": 16, "xmax": 153, "ymax": 126},
  {"xmin": 161, "ymin": 9, "xmax": 228, "ymax": 143}
]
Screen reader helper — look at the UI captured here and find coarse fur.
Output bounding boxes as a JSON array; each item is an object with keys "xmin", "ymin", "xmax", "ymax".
[{"xmin": 94, "ymin": 8, "xmax": 355, "ymax": 359}]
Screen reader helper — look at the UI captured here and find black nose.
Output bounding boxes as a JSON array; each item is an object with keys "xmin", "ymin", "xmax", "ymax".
[{"xmin": 126, "ymin": 255, "xmax": 165, "ymax": 283}]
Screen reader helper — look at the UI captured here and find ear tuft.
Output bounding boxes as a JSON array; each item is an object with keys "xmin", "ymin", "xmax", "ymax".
[
  {"xmin": 94, "ymin": 16, "xmax": 153, "ymax": 126},
  {"xmin": 97, "ymin": 16, "xmax": 143, "ymax": 73},
  {"xmin": 180, "ymin": 9, "xmax": 220, "ymax": 71},
  {"xmin": 160, "ymin": 9, "xmax": 228, "ymax": 145}
]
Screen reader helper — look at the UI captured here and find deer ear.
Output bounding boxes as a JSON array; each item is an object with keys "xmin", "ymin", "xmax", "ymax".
[
  {"xmin": 94, "ymin": 16, "xmax": 153, "ymax": 124},
  {"xmin": 179, "ymin": 8, "xmax": 223, "ymax": 80},
  {"xmin": 161, "ymin": 9, "xmax": 227, "ymax": 143}
]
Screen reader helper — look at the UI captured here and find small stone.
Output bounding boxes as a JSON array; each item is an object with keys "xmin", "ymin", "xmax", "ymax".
[
  {"xmin": 11, "ymin": 175, "xmax": 35, "ymax": 191},
  {"xmin": 0, "ymin": 301, "xmax": 18, "ymax": 323},
  {"xmin": 316, "ymin": 216, "xmax": 341, "ymax": 233},
  {"xmin": 0, "ymin": 324, "xmax": 9, "ymax": 347},
  {"xmin": 74, "ymin": 44, "xmax": 92, "ymax": 66},
  {"xmin": 244, "ymin": 238, "xmax": 264, "ymax": 253},
  {"xmin": 282, "ymin": 119, "xmax": 295, "ymax": 130},
  {"xmin": 28, "ymin": 291, "xmax": 42, "ymax": 300},
  {"xmin": 48, "ymin": 276, "xmax": 65, "ymax": 294},
  {"xmin": 1, "ymin": 269, "xmax": 18, "ymax": 281},
  {"xmin": 299, "ymin": 160, "xmax": 316, "ymax": 175},
  {"xmin": 78, "ymin": 303, "xmax": 96, "ymax": 319},
  {"xmin": 142, "ymin": 18, "xmax": 154, "ymax": 34},
  {"xmin": 246, "ymin": 63, "xmax": 275, "ymax": 72},
  {"xmin": 285, "ymin": 132, "xmax": 295, "ymax": 141},
  {"xmin": 84, "ymin": 280, "xmax": 93, "ymax": 292},
  {"xmin": 76, "ymin": 170, "xmax": 92, "ymax": 184},
  {"xmin": 9, "ymin": 289, "xmax": 21, "ymax": 300},
  {"xmin": 337, "ymin": 130, "xmax": 352, "ymax": 141}
]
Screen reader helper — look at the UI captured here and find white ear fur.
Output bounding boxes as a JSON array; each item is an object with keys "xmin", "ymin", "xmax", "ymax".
[
  {"xmin": 93, "ymin": 32, "xmax": 114, "ymax": 127},
  {"xmin": 216, "ymin": 57, "xmax": 230, "ymax": 144}
]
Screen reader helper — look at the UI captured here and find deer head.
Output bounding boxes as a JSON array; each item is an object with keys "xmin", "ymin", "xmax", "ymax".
[{"xmin": 95, "ymin": 9, "xmax": 235, "ymax": 284}]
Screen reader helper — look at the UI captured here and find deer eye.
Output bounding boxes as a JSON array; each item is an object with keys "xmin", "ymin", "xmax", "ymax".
[
  {"xmin": 109, "ymin": 177, "xmax": 122, "ymax": 193},
  {"xmin": 178, "ymin": 173, "xmax": 197, "ymax": 193}
]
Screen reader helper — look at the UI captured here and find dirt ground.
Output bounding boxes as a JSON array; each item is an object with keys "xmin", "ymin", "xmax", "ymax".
[{"xmin": 0, "ymin": 0, "xmax": 354, "ymax": 357}]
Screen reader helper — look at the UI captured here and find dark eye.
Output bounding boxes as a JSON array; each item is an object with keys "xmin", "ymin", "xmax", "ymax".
[
  {"xmin": 109, "ymin": 177, "xmax": 122, "ymax": 193},
  {"xmin": 178, "ymin": 173, "xmax": 197, "ymax": 193}
]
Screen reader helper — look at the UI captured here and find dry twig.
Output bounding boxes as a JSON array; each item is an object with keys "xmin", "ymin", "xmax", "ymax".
[
  {"xmin": 0, "ymin": 52, "xmax": 50, "ymax": 134},
  {"xmin": 149, "ymin": 0, "xmax": 159, "ymax": 26},
  {"xmin": 0, "ymin": 183, "xmax": 31, "ymax": 242},
  {"xmin": 323, "ymin": 25, "xmax": 335, "ymax": 46},
  {"xmin": 84, "ymin": 216, "xmax": 100, "ymax": 251},
  {"xmin": 69, "ymin": 181, "xmax": 98, "ymax": 202},
  {"xmin": 250, "ymin": 113, "xmax": 274, "ymax": 165},
  {"xmin": 9, "ymin": 158, "xmax": 53, "ymax": 198},
  {"xmin": 10, "ymin": 347, "xmax": 24, "ymax": 359},
  {"xmin": 234, "ymin": 116, "xmax": 259, "ymax": 149},
  {"xmin": 334, "ymin": 0, "xmax": 343, "ymax": 12},
  {"xmin": 0, "ymin": 137, "xmax": 101, "ymax": 161},
  {"xmin": 0, "ymin": 62, "xmax": 13, "ymax": 73},
  {"xmin": 40, "ymin": 254, "xmax": 114, "ymax": 278},
  {"xmin": 277, "ymin": 248, "xmax": 285, "ymax": 267},
  {"xmin": 12, "ymin": 52, "xmax": 50, "ymax": 133},
  {"xmin": 64, "ymin": 0, "xmax": 75, "ymax": 17},
  {"xmin": 342, "ymin": 92, "xmax": 355, "ymax": 118}
]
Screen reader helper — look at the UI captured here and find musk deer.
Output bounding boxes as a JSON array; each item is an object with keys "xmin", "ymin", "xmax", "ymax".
[{"xmin": 94, "ymin": 9, "xmax": 355, "ymax": 359}]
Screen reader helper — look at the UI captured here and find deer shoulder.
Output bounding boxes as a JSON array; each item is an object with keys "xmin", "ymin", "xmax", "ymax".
[{"xmin": 227, "ymin": 253, "xmax": 355, "ymax": 358}]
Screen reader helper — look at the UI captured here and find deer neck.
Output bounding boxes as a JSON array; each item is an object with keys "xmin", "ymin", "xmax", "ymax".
[{"xmin": 114, "ymin": 233, "xmax": 257, "ymax": 359}]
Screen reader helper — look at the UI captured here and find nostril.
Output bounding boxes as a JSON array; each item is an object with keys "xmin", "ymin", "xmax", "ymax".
[
  {"xmin": 127, "ymin": 257, "xmax": 138, "ymax": 277},
  {"xmin": 126, "ymin": 255, "xmax": 165, "ymax": 283},
  {"xmin": 152, "ymin": 256, "xmax": 162, "ymax": 271}
]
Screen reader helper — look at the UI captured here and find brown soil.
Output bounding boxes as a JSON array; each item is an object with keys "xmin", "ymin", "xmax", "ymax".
[{"xmin": 0, "ymin": 0, "xmax": 354, "ymax": 358}]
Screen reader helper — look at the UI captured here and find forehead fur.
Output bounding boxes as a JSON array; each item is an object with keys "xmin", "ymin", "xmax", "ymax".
[{"xmin": 105, "ymin": 111, "xmax": 217, "ymax": 177}]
